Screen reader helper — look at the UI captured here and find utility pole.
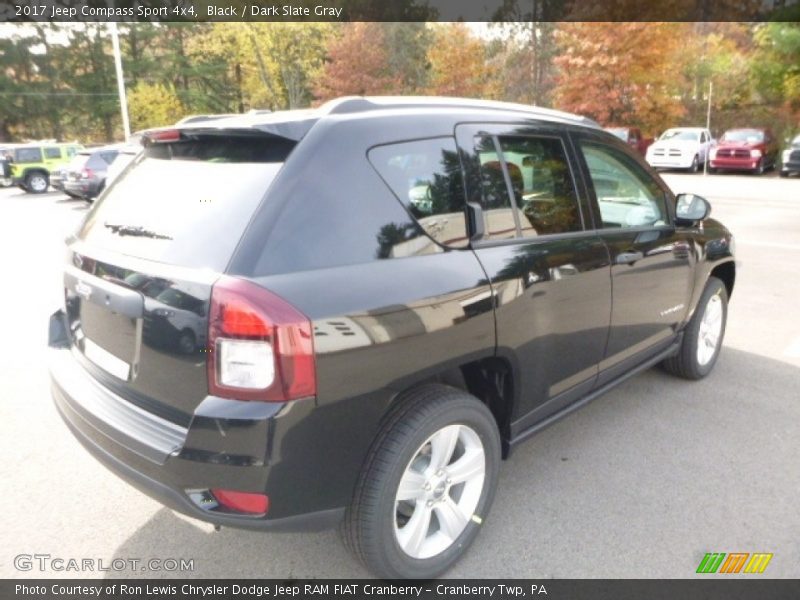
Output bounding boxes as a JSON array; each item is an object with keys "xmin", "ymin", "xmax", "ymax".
[
  {"xmin": 704, "ymin": 80, "xmax": 713, "ymax": 176},
  {"xmin": 109, "ymin": 22, "xmax": 131, "ymax": 142}
]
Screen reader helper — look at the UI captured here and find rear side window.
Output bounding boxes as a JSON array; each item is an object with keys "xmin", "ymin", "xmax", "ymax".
[
  {"xmin": 497, "ymin": 135, "xmax": 582, "ymax": 237},
  {"xmin": 472, "ymin": 135, "xmax": 582, "ymax": 239},
  {"xmin": 369, "ymin": 137, "xmax": 468, "ymax": 248},
  {"xmin": 15, "ymin": 147, "xmax": 42, "ymax": 163},
  {"xmin": 78, "ymin": 132, "xmax": 296, "ymax": 271},
  {"xmin": 44, "ymin": 147, "xmax": 62, "ymax": 159}
]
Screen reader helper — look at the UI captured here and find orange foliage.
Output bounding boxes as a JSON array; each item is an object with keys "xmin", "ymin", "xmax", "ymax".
[
  {"xmin": 553, "ymin": 23, "xmax": 691, "ymax": 134},
  {"xmin": 425, "ymin": 24, "xmax": 498, "ymax": 98},
  {"xmin": 312, "ymin": 23, "xmax": 401, "ymax": 102}
]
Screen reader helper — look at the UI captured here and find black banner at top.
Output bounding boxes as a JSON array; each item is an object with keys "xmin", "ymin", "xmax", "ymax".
[{"xmin": 2, "ymin": 0, "xmax": 800, "ymax": 22}]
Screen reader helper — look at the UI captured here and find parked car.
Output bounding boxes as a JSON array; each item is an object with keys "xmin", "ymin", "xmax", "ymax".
[
  {"xmin": 709, "ymin": 128, "xmax": 779, "ymax": 174},
  {"xmin": 779, "ymin": 133, "xmax": 800, "ymax": 177},
  {"xmin": 8, "ymin": 142, "xmax": 83, "ymax": 193},
  {"xmin": 104, "ymin": 145, "xmax": 141, "ymax": 186},
  {"xmin": 49, "ymin": 97, "xmax": 735, "ymax": 579},
  {"xmin": 646, "ymin": 127, "xmax": 714, "ymax": 172},
  {"xmin": 62, "ymin": 144, "xmax": 125, "ymax": 200},
  {"xmin": 604, "ymin": 126, "xmax": 654, "ymax": 156}
]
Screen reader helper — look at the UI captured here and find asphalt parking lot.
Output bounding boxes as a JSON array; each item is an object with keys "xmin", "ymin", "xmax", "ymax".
[{"xmin": 1, "ymin": 171, "xmax": 798, "ymax": 579}]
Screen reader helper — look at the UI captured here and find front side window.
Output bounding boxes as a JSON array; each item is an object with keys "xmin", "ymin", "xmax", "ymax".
[
  {"xmin": 44, "ymin": 147, "xmax": 62, "ymax": 159},
  {"xmin": 581, "ymin": 142, "xmax": 669, "ymax": 229},
  {"xmin": 369, "ymin": 137, "xmax": 468, "ymax": 248}
]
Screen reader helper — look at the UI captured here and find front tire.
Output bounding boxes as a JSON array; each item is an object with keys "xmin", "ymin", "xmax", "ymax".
[
  {"xmin": 25, "ymin": 171, "xmax": 49, "ymax": 194},
  {"xmin": 689, "ymin": 155, "xmax": 700, "ymax": 173},
  {"xmin": 662, "ymin": 277, "xmax": 728, "ymax": 380},
  {"xmin": 343, "ymin": 385, "xmax": 501, "ymax": 579},
  {"xmin": 754, "ymin": 159, "xmax": 765, "ymax": 175}
]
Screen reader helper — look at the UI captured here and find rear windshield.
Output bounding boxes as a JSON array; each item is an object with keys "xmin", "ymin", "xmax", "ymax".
[
  {"xmin": 77, "ymin": 132, "xmax": 295, "ymax": 271},
  {"xmin": 67, "ymin": 154, "xmax": 90, "ymax": 170}
]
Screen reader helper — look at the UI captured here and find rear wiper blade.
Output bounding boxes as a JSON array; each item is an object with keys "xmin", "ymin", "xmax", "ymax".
[{"xmin": 104, "ymin": 223, "xmax": 172, "ymax": 240}]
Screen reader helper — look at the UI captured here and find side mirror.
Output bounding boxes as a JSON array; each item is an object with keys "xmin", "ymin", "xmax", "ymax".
[{"xmin": 675, "ymin": 193, "xmax": 711, "ymax": 224}]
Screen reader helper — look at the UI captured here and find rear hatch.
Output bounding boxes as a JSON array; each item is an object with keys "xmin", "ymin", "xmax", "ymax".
[{"xmin": 63, "ymin": 128, "xmax": 297, "ymax": 424}]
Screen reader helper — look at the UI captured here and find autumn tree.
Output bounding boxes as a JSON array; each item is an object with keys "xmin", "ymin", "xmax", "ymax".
[
  {"xmin": 553, "ymin": 23, "xmax": 690, "ymax": 134},
  {"xmin": 752, "ymin": 23, "xmax": 800, "ymax": 127},
  {"xmin": 127, "ymin": 82, "xmax": 184, "ymax": 130},
  {"xmin": 425, "ymin": 23, "xmax": 497, "ymax": 98},
  {"xmin": 312, "ymin": 23, "xmax": 401, "ymax": 101}
]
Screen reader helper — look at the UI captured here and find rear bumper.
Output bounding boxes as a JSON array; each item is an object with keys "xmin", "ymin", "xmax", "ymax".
[
  {"xmin": 64, "ymin": 180, "xmax": 101, "ymax": 198},
  {"xmin": 49, "ymin": 311, "xmax": 345, "ymax": 531}
]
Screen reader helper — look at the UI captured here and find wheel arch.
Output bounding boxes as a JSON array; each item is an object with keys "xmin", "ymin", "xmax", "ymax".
[
  {"xmin": 386, "ymin": 356, "xmax": 517, "ymax": 458},
  {"xmin": 710, "ymin": 260, "xmax": 735, "ymax": 299}
]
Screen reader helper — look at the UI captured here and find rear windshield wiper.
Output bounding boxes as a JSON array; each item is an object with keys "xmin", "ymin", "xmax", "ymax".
[{"xmin": 104, "ymin": 223, "xmax": 173, "ymax": 240}]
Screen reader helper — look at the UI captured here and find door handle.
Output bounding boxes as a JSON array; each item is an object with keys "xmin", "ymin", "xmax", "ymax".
[{"xmin": 616, "ymin": 251, "xmax": 643, "ymax": 265}]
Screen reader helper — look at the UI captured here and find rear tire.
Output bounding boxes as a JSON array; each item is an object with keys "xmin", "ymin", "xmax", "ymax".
[
  {"xmin": 25, "ymin": 171, "xmax": 49, "ymax": 194},
  {"xmin": 662, "ymin": 277, "xmax": 728, "ymax": 380},
  {"xmin": 343, "ymin": 384, "xmax": 501, "ymax": 579}
]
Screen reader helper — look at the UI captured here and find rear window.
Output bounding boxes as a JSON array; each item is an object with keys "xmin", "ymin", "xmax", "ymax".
[
  {"xmin": 77, "ymin": 132, "xmax": 295, "ymax": 271},
  {"xmin": 369, "ymin": 137, "xmax": 468, "ymax": 248},
  {"xmin": 68, "ymin": 154, "xmax": 90, "ymax": 170},
  {"xmin": 15, "ymin": 147, "xmax": 42, "ymax": 163}
]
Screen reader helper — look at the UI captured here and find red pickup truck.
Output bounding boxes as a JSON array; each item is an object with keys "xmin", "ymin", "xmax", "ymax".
[{"xmin": 604, "ymin": 126, "xmax": 654, "ymax": 156}]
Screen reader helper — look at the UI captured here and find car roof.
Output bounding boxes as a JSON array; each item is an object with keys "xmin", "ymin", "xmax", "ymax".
[
  {"xmin": 78, "ymin": 143, "xmax": 129, "ymax": 155},
  {"xmin": 15, "ymin": 142, "xmax": 81, "ymax": 148},
  {"xmin": 664, "ymin": 127, "xmax": 707, "ymax": 132},
  {"xmin": 174, "ymin": 96, "xmax": 601, "ymax": 141}
]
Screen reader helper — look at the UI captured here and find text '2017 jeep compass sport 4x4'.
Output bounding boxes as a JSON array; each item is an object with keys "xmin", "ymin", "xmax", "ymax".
[{"xmin": 49, "ymin": 97, "xmax": 735, "ymax": 579}]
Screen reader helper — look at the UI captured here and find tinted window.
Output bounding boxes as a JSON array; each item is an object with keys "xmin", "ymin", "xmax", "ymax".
[
  {"xmin": 497, "ymin": 135, "xmax": 582, "ymax": 236},
  {"xmin": 78, "ymin": 133, "xmax": 295, "ymax": 271},
  {"xmin": 15, "ymin": 147, "xmax": 42, "ymax": 163},
  {"xmin": 100, "ymin": 150, "xmax": 119, "ymax": 164},
  {"xmin": 44, "ymin": 147, "xmax": 62, "ymax": 159},
  {"xmin": 581, "ymin": 143, "xmax": 668, "ymax": 229},
  {"xmin": 369, "ymin": 137, "xmax": 467, "ymax": 248},
  {"xmin": 86, "ymin": 153, "xmax": 110, "ymax": 169},
  {"xmin": 474, "ymin": 136, "xmax": 518, "ymax": 240}
]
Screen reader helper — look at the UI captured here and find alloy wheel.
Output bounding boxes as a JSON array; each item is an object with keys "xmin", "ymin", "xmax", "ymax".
[
  {"xmin": 394, "ymin": 424, "xmax": 485, "ymax": 559},
  {"xmin": 697, "ymin": 293, "xmax": 723, "ymax": 366}
]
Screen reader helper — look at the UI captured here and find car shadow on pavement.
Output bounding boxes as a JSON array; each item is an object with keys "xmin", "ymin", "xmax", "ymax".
[{"xmin": 104, "ymin": 347, "xmax": 799, "ymax": 579}]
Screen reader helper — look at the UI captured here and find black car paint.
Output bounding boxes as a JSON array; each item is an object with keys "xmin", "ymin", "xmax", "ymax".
[{"xmin": 50, "ymin": 101, "xmax": 735, "ymax": 529}]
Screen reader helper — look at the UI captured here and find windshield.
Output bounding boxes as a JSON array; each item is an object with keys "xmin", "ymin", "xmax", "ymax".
[
  {"xmin": 78, "ymin": 132, "xmax": 295, "ymax": 271},
  {"xmin": 659, "ymin": 129, "xmax": 699, "ymax": 142},
  {"xmin": 721, "ymin": 130, "xmax": 764, "ymax": 143},
  {"xmin": 792, "ymin": 135, "xmax": 800, "ymax": 147},
  {"xmin": 606, "ymin": 128, "xmax": 628, "ymax": 141}
]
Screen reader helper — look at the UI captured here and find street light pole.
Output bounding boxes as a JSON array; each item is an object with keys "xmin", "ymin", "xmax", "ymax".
[
  {"xmin": 704, "ymin": 80, "xmax": 713, "ymax": 176},
  {"xmin": 109, "ymin": 22, "xmax": 131, "ymax": 143}
]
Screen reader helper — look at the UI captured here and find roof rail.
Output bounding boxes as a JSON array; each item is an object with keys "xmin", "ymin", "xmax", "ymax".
[{"xmin": 319, "ymin": 96, "xmax": 600, "ymax": 128}]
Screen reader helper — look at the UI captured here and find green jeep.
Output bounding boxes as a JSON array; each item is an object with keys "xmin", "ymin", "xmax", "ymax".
[{"xmin": 9, "ymin": 143, "xmax": 84, "ymax": 194}]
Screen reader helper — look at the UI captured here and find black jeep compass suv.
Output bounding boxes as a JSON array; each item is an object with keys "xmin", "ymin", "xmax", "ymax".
[{"xmin": 49, "ymin": 97, "xmax": 735, "ymax": 579}]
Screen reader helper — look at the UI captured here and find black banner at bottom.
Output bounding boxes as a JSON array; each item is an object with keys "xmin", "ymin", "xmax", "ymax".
[{"xmin": 5, "ymin": 579, "xmax": 800, "ymax": 600}]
